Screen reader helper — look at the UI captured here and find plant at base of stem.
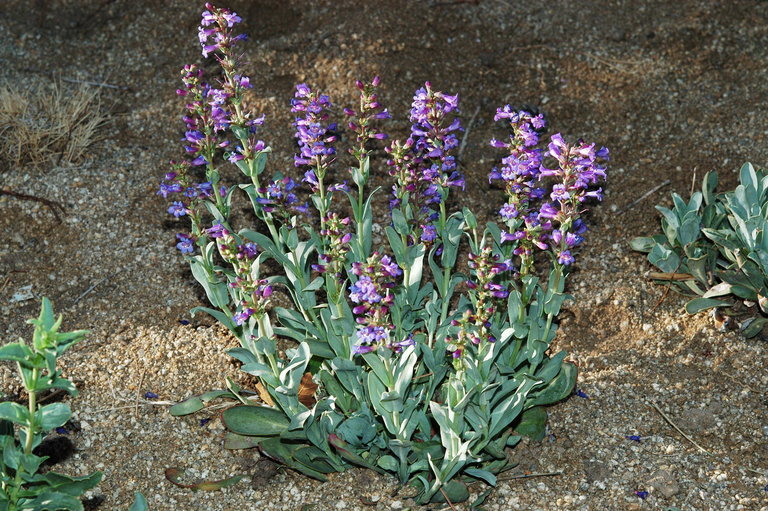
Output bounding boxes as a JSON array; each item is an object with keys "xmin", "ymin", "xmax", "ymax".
[{"xmin": 0, "ymin": 298, "xmax": 102, "ymax": 510}]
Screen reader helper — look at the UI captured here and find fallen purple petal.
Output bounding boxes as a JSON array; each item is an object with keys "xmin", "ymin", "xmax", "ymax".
[
  {"xmin": 625, "ymin": 435, "xmax": 642, "ymax": 442},
  {"xmin": 55, "ymin": 427, "xmax": 69, "ymax": 435},
  {"xmin": 200, "ymin": 418, "xmax": 211, "ymax": 427},
  {"xmin": 179, "ymin": 319, "xmax": 190, "ymax": 325},
  {"xmin": 634, "ymin": 490, "xmax": 648, "ymax": 499},
  {"xmin": 144, "ymin": 391, "xmax": 159, "ymax": 399},
  {"xmin": 575, "ymin": 389, "xmax": 589, "ymax": 399}
]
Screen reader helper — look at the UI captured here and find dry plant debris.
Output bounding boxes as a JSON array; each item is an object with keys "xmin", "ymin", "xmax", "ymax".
[{"xmin": 0, "ymin": 82, "xmax": 109, "ymax": 170}]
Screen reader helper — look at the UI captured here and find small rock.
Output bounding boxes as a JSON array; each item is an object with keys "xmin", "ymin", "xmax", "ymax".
[
  {"xmin": 679, "ymin": 406, "xmax": 718, "ymax": 434},
  {"xmin": 583, "ymin": 460, "xmax": 612, "ymax": 482},
  {"xmin": 648, "ymin": 469, "xmax": 680, "ymax": 497}
]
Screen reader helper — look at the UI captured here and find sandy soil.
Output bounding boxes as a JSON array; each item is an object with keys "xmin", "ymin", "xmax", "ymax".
[{"xmin": 1, "ymin": 1, "xmax": 768, "ymax": 509}]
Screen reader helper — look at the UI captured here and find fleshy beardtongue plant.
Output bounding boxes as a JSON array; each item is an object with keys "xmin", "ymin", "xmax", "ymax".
[{"xmin": 160, "ymin": 3, "xmax": 608, "ymax": 505}]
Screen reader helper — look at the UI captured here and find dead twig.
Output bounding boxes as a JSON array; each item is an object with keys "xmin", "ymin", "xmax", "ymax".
[
  {"xmin": 439, "ymin": 488, "xmax": 458, "ymax": 511},
  {"xmin": 647, "ymin": 401, "xmax": 711, "ymax": 455},
  {"xmin": 690, "ymin": 167, "xmax": 698, "ymax": 196},
  {"xmin": 1, "ymin": 269, "xmax": 30, "ymax": 293},
  {"xmin": 72, "ymin": 276, "xmax": 111, "ymax": 305},
  {"xmin": 134, "ymin": 367, "xmax": 147, "ymax": 418},
  {"xmin": 88, "ymin": 401, "xmax": 177, "ymax": 414},
  {"xmin": 617, "ymin": 179, "xmax": 671, "ymax": 215},
  {"xmin": 458, "ymin": 104, "xmax": 481, "ymax": 164},
  {"xmin": 645, "ymin": 271, "xmax": 695, "ymax": 281},
  {"xmin": 720, "ymin": 371, "xmax": 762, "ymax": 394},
  {"xmin": 60, "ymin": 77, "xmax": 130, "ymax": 91},
  {"xmin": 0, "ymin": 188, "xmax": 65, "ymax": 222},
  {"xmin": 498, "ymin": 470, "xmax": 563, "ymax": 481}
]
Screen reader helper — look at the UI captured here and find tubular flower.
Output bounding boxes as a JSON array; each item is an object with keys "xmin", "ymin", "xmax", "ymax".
[
  {"xmin": 447, "ymin": 244, "xmax": 512, "ymax": 362},
  {"xmin": 387, "ymin": 83, "xmax": 464, "ymax": 246},
  {"xmin": 348, "ymin": 252, "xmax": 402, "ymax": 354}
]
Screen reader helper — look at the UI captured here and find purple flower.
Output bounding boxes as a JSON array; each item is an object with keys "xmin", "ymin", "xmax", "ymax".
[
  {"xmin": 144, "ymin": 391, "xmax": 159, "ymax": 399},
  {"xmin": 379, "ymin": 255, "xmax": 402, "ymax": 277},
  {"xmin": 575, "ymin": 389, "xmax": 589, "ymax": 399},
  {"xmin": 550, "ymin": 184, "xmax": 570, "ymax": 202},
  {"xmin": 388, "ymin": 333, "xmax": 415, "ymax": 352},
  {"xmin": 168, "ymin": 201, "xmax": 187, "ymax": 217},
  {"xmin": 206, "ymin": 222, "xmax": 229, "ymax": 239},
  {"xmin": 634, "ymin": 491, "xmax": 648, "ymax": 500},
  {"xmin": 234, "ymin": 307, "xmax": 255, "ymax": 325},
  {"xmin": 625, "ymin": 435, "xmax": 642, "ymax": 443},
  {"xmin": 55, "ymin": 427, "xmax": 69, "ymax": 434},
  {"xmin": 200, "ymin": 418, "xmax": 211, "ymax": 427},
  {"xmin": 349, "ymin": 276, "xmax": 382, "ymax": 304},
  {"xmin": 292, "ymin": 84, "xmax": 336, "ymax": 168},
  {"xmin": 328, "ymin": 181, "xmax": 349, "ymax": 193},
  {"xmin": 499, "ymin": 203, "xmax": 518, "ymax": 220},
  {"xmin": 557, "ymin": 250, "xmax": 575, "ymax": 265},
  {"xmin": 176, "ymin": 233, "xmax": 195, "ymax": 254},
  {"xmin": 420, "ymin": 224, "xmax": 437, "ymax": 243},
  {"xmin": 352, "ymin": 343, "xmax": 376, "ymax": 355},
  {"xmin": 158, "ymin": 182, "xmax": 183, "ymax": 198},
  {"xmin": 237, "ymin": 242, "xmax": 258, "ymax": 260}
]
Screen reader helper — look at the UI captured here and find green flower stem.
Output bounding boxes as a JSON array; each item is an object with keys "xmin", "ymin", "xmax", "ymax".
[
  {"xmin": 204, "ymin": 157, "xmax": 224, "ymax": 212},
  {"xmin": 23, "ymin": 367, "xmax": 38, "ymax": 455},
  {"xmin": 7, "ymin": 365, "xmax": 40, "ymax": 507},
  {"xmin": 439, "ymin": 265, "xmax": 451, "ymax": 325},
  {"xmin": 400, "ymin": 232, "xmax": 412, "ymax": 293},
  {"xmin": 437, "ymin": 199, "xmax": 453, "ymax": 325},
  {"xmin": 355, "ymin": 181, "xmax": 366, "ymax": 258}
]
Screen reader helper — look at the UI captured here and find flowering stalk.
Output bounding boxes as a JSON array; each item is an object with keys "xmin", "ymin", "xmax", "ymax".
[
  {"xmin": 386, "ymin": 83, "xmax": 464, "ymax": 316},
  {"xmin": 447, "ymin": 244, "xmax": 513, "ymax": 365},
  {"xmin": 346, "ymin": 77, "xmax": 390, "ymax": 259},
  {"xmin": 348, "ymin": 253, "xmax": 408, "ymax": 354},
  {"xmin": 292, "ymin": 84, "xmax": 337, "ymax": 241}
]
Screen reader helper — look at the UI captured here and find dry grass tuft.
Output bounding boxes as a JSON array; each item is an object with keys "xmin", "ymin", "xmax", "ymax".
[{"xmin": 0, "ymin": 82, "xmax": 110, "ymax": 171}]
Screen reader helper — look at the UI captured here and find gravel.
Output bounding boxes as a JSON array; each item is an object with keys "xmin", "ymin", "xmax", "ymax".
[{"xmin": 1, "ymin": 1, "xmax": 768, "ymax": 510}]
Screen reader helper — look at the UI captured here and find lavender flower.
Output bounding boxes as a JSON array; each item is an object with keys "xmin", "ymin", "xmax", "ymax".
[
  {"xmin": 353, "ymin": 326, "xmax": 389, "ymax": 354},
  {"xmin": 349, "ymin": 252, "xmax": 402, "ymax": 354},
  {"xmin": 168, "ymin": 201, "xmax": 187, "ymax": 217},
  {"xmin": 387, "ymin": 83, "xmax": 464, "ymax": 246},
  {"xmin": 349, "ymin": 276, "xmax": 382, "ymax": 304},
  {"xmin": 198, "ymin": 3, "xmax": 246, "ymax": 58},
  {"xmin": 447, "ymin": 245, "xmax": 513, "ymax": 363},
  {"xmin": 292, "ymin": 84, "xmax": 337, "ymax": 168},
  {"xmin": 539, "ymin": 133, "xmax": 608, "ymax": 265},
  {"xmin": 255, "ymin": 176, "xmax": 309, "ymax": 222},
  {"xmin": 234, "ymin": 307, "xmax": 255, "ymax": 325},
  {"xmin": 176, "ymin": 233, "xmax": 195, "ymax": 254},
  {"xmin": 206, "ymin": 222, "xmax": 229, "ymax": 238},
  {"xmin": 316, "ymin": 213, "xmax": 352, "ymax": 278}
]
